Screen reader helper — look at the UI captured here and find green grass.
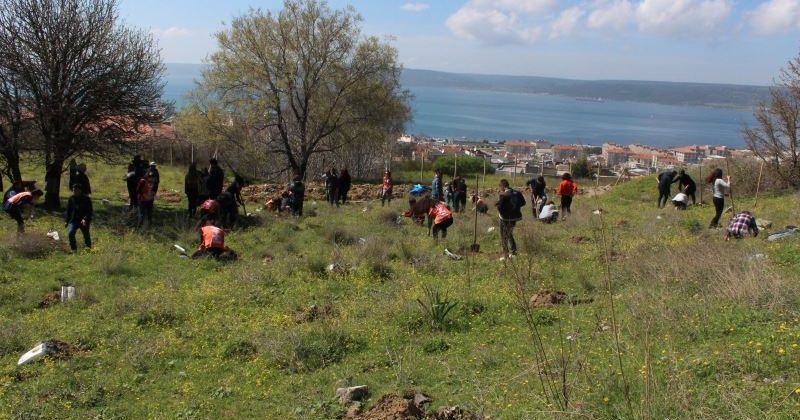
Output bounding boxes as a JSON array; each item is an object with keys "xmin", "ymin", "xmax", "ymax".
[{"xmin": 1, "ymin": 159, "xmax": 799, "ymax": 418}]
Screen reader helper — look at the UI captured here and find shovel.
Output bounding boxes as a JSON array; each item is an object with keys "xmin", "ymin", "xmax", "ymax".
[{"xmin": 470, "ymin": 174, "xmax": 480, "ymax": 253}]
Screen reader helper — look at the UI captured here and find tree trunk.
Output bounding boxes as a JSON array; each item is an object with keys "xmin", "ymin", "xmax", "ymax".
[
  {"xmin": 1, "ymin": 151, "xmax": 22, "ymax": 182},
  {"xmin": 44, "ymin": 159, "xmax": 64, "ymax": 210}
]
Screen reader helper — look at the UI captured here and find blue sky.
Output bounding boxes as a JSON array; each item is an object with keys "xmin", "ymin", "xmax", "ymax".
[{"xmin": 119, "ymin": 0, "xmax": 800, "ymax": 85}]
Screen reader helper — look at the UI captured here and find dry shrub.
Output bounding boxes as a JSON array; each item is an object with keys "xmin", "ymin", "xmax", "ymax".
[
  {"xmin": 705, "ymin": 158, "xmax": 792, "ymax": 197},
  {"xmin": 5, "ymin": 233, "xmax": 62, "ymax": 258},
  {"xmin": 98, "ymin": 243, "xmax": 130, "ymax": 275},
  {"xmin": 626, "ymin": 242, "xmax": 796, "ymax": 312}
]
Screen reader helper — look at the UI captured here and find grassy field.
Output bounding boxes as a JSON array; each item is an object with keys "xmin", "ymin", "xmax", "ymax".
[{"xmin": 1, "ymin": 160, "xmax": 799, "ymax": 419}]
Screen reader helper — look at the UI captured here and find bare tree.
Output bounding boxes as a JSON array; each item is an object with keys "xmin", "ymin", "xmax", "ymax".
[
  {"xmin": 0, "ymin": 68, "xmax": 29, "ymax": 184},
  {"xmin": 0, "ymin": 0, "xmax": 166, "ymax": 208},
  {"xmin": 743, "ymin": 52, "xmax": 800, "ymax": 188},
  {"xmin": 192, "ymin": 0, "xmax": 410, "ymax": 179}
]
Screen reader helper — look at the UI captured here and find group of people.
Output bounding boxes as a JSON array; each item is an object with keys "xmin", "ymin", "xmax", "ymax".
[
  {"xmin": 524, "ymin": 173, "xmax": 579, "ymax": 223},
  {"xmin": 323, "ymin": 168, "xmax": 352, "ymax": 207},
  {"xmin": 444, "ymin": 176, "xmax": 469, "ymax": 212},
  {"xmin": 124, "ymin": 155, "xmax": 162, "ymax": 228},
  {"xmin": 264, "ymin": 176, "xmax": 306, "ymax": 216}
]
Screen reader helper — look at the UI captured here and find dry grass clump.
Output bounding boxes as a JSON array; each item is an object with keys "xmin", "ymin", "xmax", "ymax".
[{"xmin": 626, "ymin": 242, "xmax": 796, "ymax": 313}]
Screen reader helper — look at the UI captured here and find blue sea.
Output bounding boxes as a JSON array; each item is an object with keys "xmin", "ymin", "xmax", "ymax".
[
  {"xmin": 407, "ymin": 87, "xmax": 757, "ymax": 148},
  {"xmin": 165, "ymin": 76, "xmax": 758, "ymax": 148}
]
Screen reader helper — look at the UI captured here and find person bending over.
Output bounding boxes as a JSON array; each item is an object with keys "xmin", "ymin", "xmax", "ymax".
[{"xmin": 726, "ymin": 211, "xmax": 759, "ymax": 240}]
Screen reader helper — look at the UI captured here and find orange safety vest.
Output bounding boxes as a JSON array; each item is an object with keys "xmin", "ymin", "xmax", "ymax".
[
  {"xmin": 8, "ymin": 191, "xmax": 32, "ymax": 206},
  {"xmin": 428, "ymin": 202, "xmax": 452, "ymax": 225},
  {"xmin": 200, "ymin": 226, "xmax": 225, "ymax": 250}
]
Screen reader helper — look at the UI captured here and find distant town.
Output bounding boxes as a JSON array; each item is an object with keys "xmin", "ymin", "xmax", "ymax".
[{"xmin": 396, "ymin": 135, "xmax": 753, "ymax": 178}]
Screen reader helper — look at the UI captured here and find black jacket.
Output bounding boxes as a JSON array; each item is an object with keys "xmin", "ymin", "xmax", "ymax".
[
  {"xmin": 338, "ymin": 174, "xmax": 351, "ymax": 192},
  {"xmin": 496, "ymin": 188, "xmax": 525, "ymax": 221},
  {"xmin": 72, "ymin": 172, "xmax": 91, "ymax": 195},
  {"xmin": 65, "ymin": 195, "xmax": 93, "ymax": 224},
  {"xmin": 207, "ymin": 165, "xmax": 225, "ymax": 196}
]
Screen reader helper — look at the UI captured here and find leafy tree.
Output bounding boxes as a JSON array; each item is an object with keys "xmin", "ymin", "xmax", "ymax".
[
  {"xmin": 190, "ymin": 0, "xmax": 410, "ymax": 179},
  {"xmin": 433, "ymin": 154, "xmax": 493, "ymax": 176},
  {"xmin": 743, "ymin": 51, "xmax": 800, "ymax": 188},
  {"xmin": 0, "ymin": 0, "xmax": 166, "ymax": 208},
  {"xmin": 571, "ymin": 155, "xmax": 592, "ymax": 179}
]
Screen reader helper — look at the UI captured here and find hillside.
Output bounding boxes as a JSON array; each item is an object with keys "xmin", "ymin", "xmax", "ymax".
[
  {"xmin": 164, "ymin": 64, "xmax": 770, "ymax": 109},
  {"xmin": 1, "ymin": 161, "xmax": 799, "ymax": 418}
]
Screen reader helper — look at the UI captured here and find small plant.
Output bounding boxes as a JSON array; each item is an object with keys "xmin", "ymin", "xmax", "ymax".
[
  {"xmin": 416, "ymin": 285, "xmax": 458, "ymax": 331},
  {"xmin": 423, "ymin": 338, "xmax": 450, "ymax": 353},
  {"xmin": 223, "ymin": 341, "xmax": 257, "ymax": 359}
]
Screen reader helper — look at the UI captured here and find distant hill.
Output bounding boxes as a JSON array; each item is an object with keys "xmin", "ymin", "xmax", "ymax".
[
  {"xmin": 401, "ymin": 69, "xmax": 770, "ymax": 109},
  {"xmin": 164, "ymin": 63, "xmax": 770, "ymax": 109}
]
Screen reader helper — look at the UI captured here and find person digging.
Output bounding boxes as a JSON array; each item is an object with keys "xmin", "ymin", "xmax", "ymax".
[{"xmin": 192, "ymin": 218, "xmax": 238, "ymax": 261}]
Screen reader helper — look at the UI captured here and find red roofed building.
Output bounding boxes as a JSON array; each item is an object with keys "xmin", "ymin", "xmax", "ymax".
[
  {"xmin": 505, "ymin": 141, "xmax": 536, "ymax": 156},
  {"xmin": 552, "ymin": 145, "xmax": 583, "ymax": 162}
]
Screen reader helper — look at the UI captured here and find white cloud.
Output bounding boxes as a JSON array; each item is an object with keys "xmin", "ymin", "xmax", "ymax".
[
  {"xmin": 401, "ymin": 2, "xmax": 430, "ymax": 13},
  {"xmin": 445, "ymin": 0, "xmax": 555, "ymax": 44},
  {"xmin": 587, "ymin": 0, "xmax": 634, "ymax": 30},
  {"xmin": 747, "ymin": 0, "xmax": 800, "ymax": 34},
  {"xmin": 635, "ymin": 0, "xmax": 732, "ymax": 35},
  {"xmin": 550, "ymin": 6, "xmax": 585, "ymax": 39},
  {"xmin": 151, "ymin": 27, "xmax": 193, "ymax": 39}
]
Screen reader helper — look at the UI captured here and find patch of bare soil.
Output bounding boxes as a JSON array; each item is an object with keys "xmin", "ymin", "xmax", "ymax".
[
  {"xmin": 293, "ymin": 304, "xmax": 335, "ymax": 323},
  {"xmin": 38, "ymin": 290, "xmax": 61, "ymax": 308},
  {"xmin": 350, "ymin": 394, "xmax": 424, "ymax": 420},
  {"xmin": 571, "ymin": 235, "xmax": 592, "ymax": 244},
  {"xmin": 45, "ymin": 340, "xmax": 81, "ymax": 360},
  {"xmin": 529, "ymin": 291, "xmax": 594, "ymax": 308}
]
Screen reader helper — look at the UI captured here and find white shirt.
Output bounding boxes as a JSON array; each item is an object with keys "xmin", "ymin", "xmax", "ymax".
[
  {"xmin": 672, "ymin": 193, "xmax": 688, "ymax": 203},
  {"xmin": 712, "ymin": 178, "xmax": 729, "ymax": 199},
  {"xmin": 539, "ymin": 204, "xmax": 557, "ymax": 220}
]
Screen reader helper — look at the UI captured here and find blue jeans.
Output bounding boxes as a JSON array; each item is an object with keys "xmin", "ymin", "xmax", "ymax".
[{"xmin": 67, "ymin": 222, "xmax": 91, "ymax": 250}]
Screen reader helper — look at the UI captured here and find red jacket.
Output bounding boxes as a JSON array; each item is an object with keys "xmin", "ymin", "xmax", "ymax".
[
  {"xmin": 428, "ymin": 202, "xmax": 453, "ymax": 225},
  {"xmin": 556, "ymin": 180, "xmax": 578, "ymax": 197}
]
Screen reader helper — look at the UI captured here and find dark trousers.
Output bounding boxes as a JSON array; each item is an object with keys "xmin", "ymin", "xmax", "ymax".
[
  {"xmin": 327, "ymin": 188, "xmax": 338, "ymax": 206},
  {"xmin": 67, "ymin": 222, "xmax": 91, "ymax": 250},
  {"xmin": 500, "ymin": 220, "xmax": 517, "ymax": 256},
  {"xmin": 293, "ymin": 198, "xmax": 304, "ymax": 217},
  {"xmin": 686, "ymin": 189, "xmax": 696, "ymax": 204},
  {"xmin": 187, "ymin": 192, "xmax": 198, "ymax": 217},
  {"xmin": 5, "ymin": 208, "xmax": 24, "ymax": 232},
  {"xmin": 710, "ymin": 197, "xmax": 725, "ymax": 228},
  {"xmin": 658, "ymin": 187, "xmax": 670, "ymax": 208},
  {"xmin": 382, "ymin": 190, "xmax": 392, "ymax": 206},
  {"xmin": 432, "ymin": 218, "xmax": 453, "ymax": 239},
  {"xmin": 221, "ymin": 203, "xmax": 239, "ymax": 229},
  {"xmin": 561, "ymin": 196, "xmax": 573, "ymax": 214},
  {"xmin": 138, "ymin": 200, "xmax": 154, "ymax": 228},
  {"xmin": 127, "ymin": 184, "xmax": 138, "ymax": 209},
  {"xmin": 338, "ymin": 189, "xmax": 349, "ymax": 205}
]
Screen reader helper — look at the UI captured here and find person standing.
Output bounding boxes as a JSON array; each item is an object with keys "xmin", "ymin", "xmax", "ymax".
[
  {"xmin": 556, "ymin": 173, "xmax": 578, "ymax": 220},
  {"xmin": 381, "ymin": 170, "xmax": 393, "ymax": 206},
  {"xmin": 431, "ymin": 169, "xmax": 444, "ymax": 202},
  {"xmin": 207, "ymin": 158, "xmax": 225, "ymax": 199},
  {"xmin": 136, "ymin": 173, "xmax": 155, "ymax": 229},
  {"xmin": 337, "ymin": 168, "xmax": 351, "ymax": 205},
  {"xmin": 289, "ymin": 175, "xmax": 305, "ymax": 216},
  {"xmin": 71, "ymin": 163, "xmax": 91, "ymax": 195},
  {"xmin": 657, "ymin": 170, "xmax": 677, "ymax": 208},
  {"xmin": 185, "ymin": 163, "xmax": 201, "ymax": 217},
  {"xmin": 4, "ymin": 189, "xmax": 43, "ymax": 233},
  {"xmin": 677, "ymin": 169, "xmax": 697, "ymax": 205},
  {"xmin": 217, "ymin": 176, "xmax": 245, "ymax": 229},
  {"xmin": 454, "ymin": 176, "xmax": 467, "ymax": 212},
  {"xmin": 149, "ymin": 162, "xmax": 160, "ymax": 195},
  {"xmin": 64, "ymin": 184, "xmax": 93, "ymax": 252},
  {"xmin": 707, "ymin": 168, "xmax": 730, "ymax": 228},
  {"xmin": 68, "ymin": 159, "xmax": 78, "ymax": 190},
  {"xmin": 496, "ymin": 179, "xmax": 525, "ymax": 261},
  {"xmin": 198, "ymin": 168, "xmax": 210, "ymax": 204},
  {"xmin": 125, "ymin": 163, "xmax": 139, "ymax": 209},
  {"xmin": 324, "ymin": 168, "xmax": 339, "ymax": 207}
]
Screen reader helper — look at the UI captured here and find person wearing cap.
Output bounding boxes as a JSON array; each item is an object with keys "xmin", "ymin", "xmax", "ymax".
[
  {"xmin": 4, "ymin": 189, "xmax": 43, "ymax": 233},
  {"xmin": 64, "ymin": 183, "xmax": 93, "ymax": 251},
  {"xmin": 72, "ymin": 163, "xmax": 91, "ymax": 195},
  {"xmin": 148, "ymin": 162, "xmax": 160, "ymax": 195}
]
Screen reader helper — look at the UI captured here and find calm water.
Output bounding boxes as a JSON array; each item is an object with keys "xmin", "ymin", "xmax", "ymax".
[
  {"xmin": 408, "ymin": 87, "xmax": 757, "ymax": 148},
  {"xmin": 165, "ymin": 80, "xmax": 758, "ymax": 148}
]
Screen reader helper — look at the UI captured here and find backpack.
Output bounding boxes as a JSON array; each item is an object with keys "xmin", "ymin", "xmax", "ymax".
[{"xmin": 509, "ymin": 188, "xmax": 526, "ymax": 210}]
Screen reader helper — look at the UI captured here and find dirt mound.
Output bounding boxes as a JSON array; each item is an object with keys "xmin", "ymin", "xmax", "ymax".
[
  {"xmin": 45, "ymin": 340, "xmax": 81, "ymax": 360},
  {"xmin": 156, "ymin": 189, "xmax": 183, "ymax": 203},
  {"xmin": 38, "ymin": 290, "xmax": 61, "ymax": 308},
  {"xmin": 530, "ymin": 290, "xmax": 570, "ymax": 307},
  {"xmin": 529, "ymin": 291, "xmax": 594, "ymax": 308},
  {"xmin": 293, "ymin": 304, "xmax": 335, "ymax": 323},
  {"xmin": 241, "ymin": 183, "xmax": 410, "ymax": 204},
  {"xmin": 351, "ymin": 394, "xmax": 424, "ymax": 420},
  {"xmin": 433, "ymin": 406, "xmax": 484, "ymax": 420},
  {"xmin": 571, "ymin": 235, "xmax": 592, "ymax": 244}
]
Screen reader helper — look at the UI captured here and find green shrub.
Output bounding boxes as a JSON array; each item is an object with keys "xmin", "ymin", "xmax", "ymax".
[
  {"xmin": 223, "ymin": 340, "xmax": 258, "ymax": 359},
  {"xmin": 417, "ymin": 285, "xmax": 458, "ymax": 331},
  {"xmin": 423, "ymin": 338, "xmax": 450, "ymax": 353},
  {"xmin": 270, "ymin": 330, "xmax": 365, "ymax": 373}
]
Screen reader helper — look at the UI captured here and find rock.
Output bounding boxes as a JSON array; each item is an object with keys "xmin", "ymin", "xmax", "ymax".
[
  {"xmin": 336, "ymin": 385, "xmax": 370, "ymax": 405},
  {"xmin": 444, "ymin": 248, "xmax": 463, "ymax": 261},
  {"xmin": 413, "ymin": 392, "xmax": 432, "ymax": 408},
  {"xmin": 434, "ymin": 405, "xmax": 484, "ymax": 420},
  {"xmin": 756, "ymin": 219, "xmax": 773, "ymax": 230}
]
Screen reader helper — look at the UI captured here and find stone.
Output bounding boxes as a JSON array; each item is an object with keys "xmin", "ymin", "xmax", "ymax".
[{"xmin": 336, "ymin": 385, "xmax": 370, "ymax": 405}]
